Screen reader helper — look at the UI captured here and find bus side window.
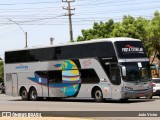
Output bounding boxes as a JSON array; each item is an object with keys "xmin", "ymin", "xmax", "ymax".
[
  {"xmin": 104, "ymin": 64, "xmax": 110, "ymax": 78},
  {"xmin": 54, "ymin": 47, "xmax": 61, "ymax": 59},
  {"xmin": 48, "ymin": 71, "xmax": 62, "ymax": 83},
  {"xmin": 80, "ymin": 69, "xmax": 99, "ymax": 83},
  {"xmin": 35, "ymin": 71, "xmax": 48, "ymax": 78},
  {"xmin": 110, "ymin": 64, "xmax": 121, "ymax": 85}
]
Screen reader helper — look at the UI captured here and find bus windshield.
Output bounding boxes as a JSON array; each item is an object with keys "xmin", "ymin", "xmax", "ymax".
[{"xmin": 121, "ymin": 62, "xmax": 150, "ymax": 82}]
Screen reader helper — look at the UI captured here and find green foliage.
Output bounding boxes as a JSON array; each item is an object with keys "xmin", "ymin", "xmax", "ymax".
[
  {"xmin": 77, "ymin": 19, "xmax": 115, "ymax": 41},
  {"xmin": 149, "ymin": 11, "xmax": 160, "ymax": 53},
  {"xmin": 0, "ymin": 60, "xmax": 4, "ymax": 82},
  {"xmin": 77, "ymin": 11, "xmax": 160, "ymax": 58}
]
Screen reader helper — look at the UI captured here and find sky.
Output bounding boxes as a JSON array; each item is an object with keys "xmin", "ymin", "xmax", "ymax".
[{"xmin": 0, "ymin": 0, "xmax": 160, "ymax": 59}]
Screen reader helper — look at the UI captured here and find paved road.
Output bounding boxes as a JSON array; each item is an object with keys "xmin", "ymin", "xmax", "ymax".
[
  {"xmin": 0, "ymin": 94, "xmax": 160, "ymax": 120},
  {"xmin": 0, "ymin": 94, "xmax": 160, "ymax": 111}
]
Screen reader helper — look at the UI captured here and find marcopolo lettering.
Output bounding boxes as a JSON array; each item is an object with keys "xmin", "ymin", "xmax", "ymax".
[{"xmin": 15, "ymin": 64, "xmax": 28, "ymax": 70}]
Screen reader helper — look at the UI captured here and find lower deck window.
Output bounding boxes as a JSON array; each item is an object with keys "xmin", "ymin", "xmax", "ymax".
[
  {"xmin": 35, "ymin": 69, "xmax": 99, "ymax": 84},
  {"xmin": 80, "ymin": 69, "xmax": 99, "ymax": 83}
]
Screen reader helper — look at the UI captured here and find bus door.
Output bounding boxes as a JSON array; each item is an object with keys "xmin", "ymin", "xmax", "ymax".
[
  {"xmin": 97, "ymin": 68, "xmax": 112, "ymax": 99},
  {"xmin": 110, "ymin": 64, "xmax": 122, "ymax": 99},
  {"xmin": 12, "ymin": 73, "xmax": 18, "ymax": 96}
]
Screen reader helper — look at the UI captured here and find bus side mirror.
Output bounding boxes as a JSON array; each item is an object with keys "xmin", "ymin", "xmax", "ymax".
[{"xmin": 122, "ymin": 66, "xmax": 126, "ymax": 76}]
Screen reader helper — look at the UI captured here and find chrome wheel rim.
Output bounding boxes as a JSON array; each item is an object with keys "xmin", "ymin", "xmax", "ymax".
[{"xmin": 95, "ymin": 90, "xmax": 102, "ymax": 99}]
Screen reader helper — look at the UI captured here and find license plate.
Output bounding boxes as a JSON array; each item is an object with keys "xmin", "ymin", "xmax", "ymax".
[{"xmin": 138, "ymin": 93, "xmax": 144, "ymax": 96}]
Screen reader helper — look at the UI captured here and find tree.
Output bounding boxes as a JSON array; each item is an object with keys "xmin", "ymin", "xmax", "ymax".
[
  {"xmin": 76, "ymin": 13, "xmax": 158, "ymax": 58},
  {"xmin": 113, "ymin": 15, "xmax": 153, "ymax": 57},
  {"xmin": 148, "ymin": 11, "xmax": 160, "ymax": 61},
  {"xmin": 77, "ymin": 19, "xmax": 115, "ymax": 41},
  {"xmin": 135, "ymin": 17, "xmax": 153, "ymax": 56}
]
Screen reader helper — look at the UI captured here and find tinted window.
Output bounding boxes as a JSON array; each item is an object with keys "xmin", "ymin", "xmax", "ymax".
[
  {"xmin": 48, "ymin": 71, "xmax": 62, "ymax": 83},
  {"xmin": 5, "ymin": 48, "xmax": 55, "ymax": 63},
  {"xmin": 103, "ymin": 64, "xmax": 121, "ymax": 85},
  {"xmin": 28, "ymin": 48, "xmax": 55, "ymax": 61},
  {"xmin": 121, "ymin": 62, "xmax": 150, "ymax": 82},
  {"xmin": 59, "ymin": 42, "xmax": 116, "ymax": 59},
  {"xmin": 5, "ymin": 50, "xmax": 28, "ymax": 63},
  {"xmin": 115, "ymin": 41, "xmax": 147, "ymax": 58},
  {"xmin": 35, "ymin": 71, "xmax": 48, "ymax": 79},
  {"xmin": 80, "ymin": 69, "xmax": 99, "ymax": 83},
  {"xmin": 5, "ymin": 42, "xmax": 117, "ymax": 63},
  {"xmin": 110, "ymin": 64, "xmax": 121, "ymax": 85}
]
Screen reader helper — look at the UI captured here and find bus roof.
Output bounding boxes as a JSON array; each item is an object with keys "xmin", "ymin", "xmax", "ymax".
[{"xmin": 5, "ymin": 37, "xmax": 141, "ymax": 52}]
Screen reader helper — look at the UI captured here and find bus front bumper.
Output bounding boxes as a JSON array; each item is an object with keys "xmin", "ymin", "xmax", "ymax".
[{"xmin": 121, "ymin": 88, "xmax": 153, "ymax": 99}]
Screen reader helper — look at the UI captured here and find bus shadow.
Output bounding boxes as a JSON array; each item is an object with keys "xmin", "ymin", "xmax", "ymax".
[
  {"xmin": 10, "ymin": 97, "xmax": 158, "ymax": 103},
  {"xmin": 40, "ymin": 97, "xmax": 158, "ymax": 103},
  {"xmin": 37, "ymin": 98, "xmax": 157, "ymax": 103},
  {"xmin": 104, "ymin": 99, "xmax": 155, "ymax": 104}
]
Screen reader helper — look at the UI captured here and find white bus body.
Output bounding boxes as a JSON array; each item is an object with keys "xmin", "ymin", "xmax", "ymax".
[{"xmin": 4, "ymin": 38, "xmax": 153, "ymax": 102}]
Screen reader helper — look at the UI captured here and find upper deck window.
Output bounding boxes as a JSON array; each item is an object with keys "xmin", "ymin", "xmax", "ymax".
[
  {"xmin": 115, "ymin": 41, "xmax": 147, "ymax": 59},
  {"xmin": 5, "ymin": 42, "xmax": 117, "ymax": 63}
]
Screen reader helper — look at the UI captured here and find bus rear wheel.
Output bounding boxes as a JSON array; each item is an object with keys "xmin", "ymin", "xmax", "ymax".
[
  {"xmin": 21, "ymin": 88, "xmax": 29, "ymax": 101},
  {"xmin": 30, "ymin": 87, "xmax": 38, "ymax": 101},
  {"xmin": 93, "ymin": 88, "xmax": 103, "ymax": 102}
]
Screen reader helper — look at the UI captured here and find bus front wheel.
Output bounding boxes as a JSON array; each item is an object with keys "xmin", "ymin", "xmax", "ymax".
[
  {"xmin": 120, "ymin": 98, "xmax": 128, "ymax": 102},
  {"xmin": 146, "ymin": 95, "xmax": 152, "ymax": 99},
  {"xmin": 29, "ymin": 87, "xmax": 38, "ymax": 101},
  {"xmin": 20, "ymin": 88, "xmax": 29, "ymax": 101},
  {"xmin": 93, "ymin": 88, "xmax": 103, "ymax": 102}
]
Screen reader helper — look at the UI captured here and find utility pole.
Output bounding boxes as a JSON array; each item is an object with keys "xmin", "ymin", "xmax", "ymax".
[
  {"xmin": 25, "ymin": 32, "xmax": 28, "ymax": 48},
  {"xmin": 62, "ymin": 0, "xmax": 75, "ymax": 42},
  {"xmin": 8, "ymin": 19, "xmax": 28, "ymax": 48}
]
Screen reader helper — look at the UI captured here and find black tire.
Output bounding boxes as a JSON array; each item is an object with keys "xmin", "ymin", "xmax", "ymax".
[
  {"xmin": 93, "ymin": 88, "xmax": 103, "ymax": 102},
  {"xmin": 120, "ymin": 98, "xmax": 128, "ymax": 102},
  {"xmin": 29, "ymin": 87, "xmax": 38, "ymax": 101},
  {"xmin": 146, "ymin": 95, "xmax": 152, "ymax": 99},
  {"xmin": 20, "ymin": 88, "xmax": 29, "ymax": 101}
]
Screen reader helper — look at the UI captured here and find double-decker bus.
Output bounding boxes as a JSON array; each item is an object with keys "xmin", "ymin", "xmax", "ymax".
[{"xmin": 4, "ymin": 37, "xmax": 153, "ymax": 102}]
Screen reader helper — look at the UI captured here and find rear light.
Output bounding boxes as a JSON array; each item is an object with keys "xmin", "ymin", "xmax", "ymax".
[{"xmin": 152, "ymin": 83, "xmax": 156, "ymax": 87}]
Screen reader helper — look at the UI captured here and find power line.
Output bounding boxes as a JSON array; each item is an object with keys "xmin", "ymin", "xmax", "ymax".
[
  {"xmin": 75, "ymin": 6, "xmax": 160, "ymax": 16},
  {"xmin": 0, "ymin": 0, "xmax": 159, "ymax": 45},
  {"xmin": 75, "ymin": 0, "xmax": 160, "ymax": 7},
  {"xmin": 16, "ymin": 15, "xmax": 64, "ymax": 23},
  {"xmin": 0, "ymin": 1, "xmax": 60, "ymax": 6},
  {"xmin": 0, "ymin": 14, "xmax": 154, "ymax": 26}
]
